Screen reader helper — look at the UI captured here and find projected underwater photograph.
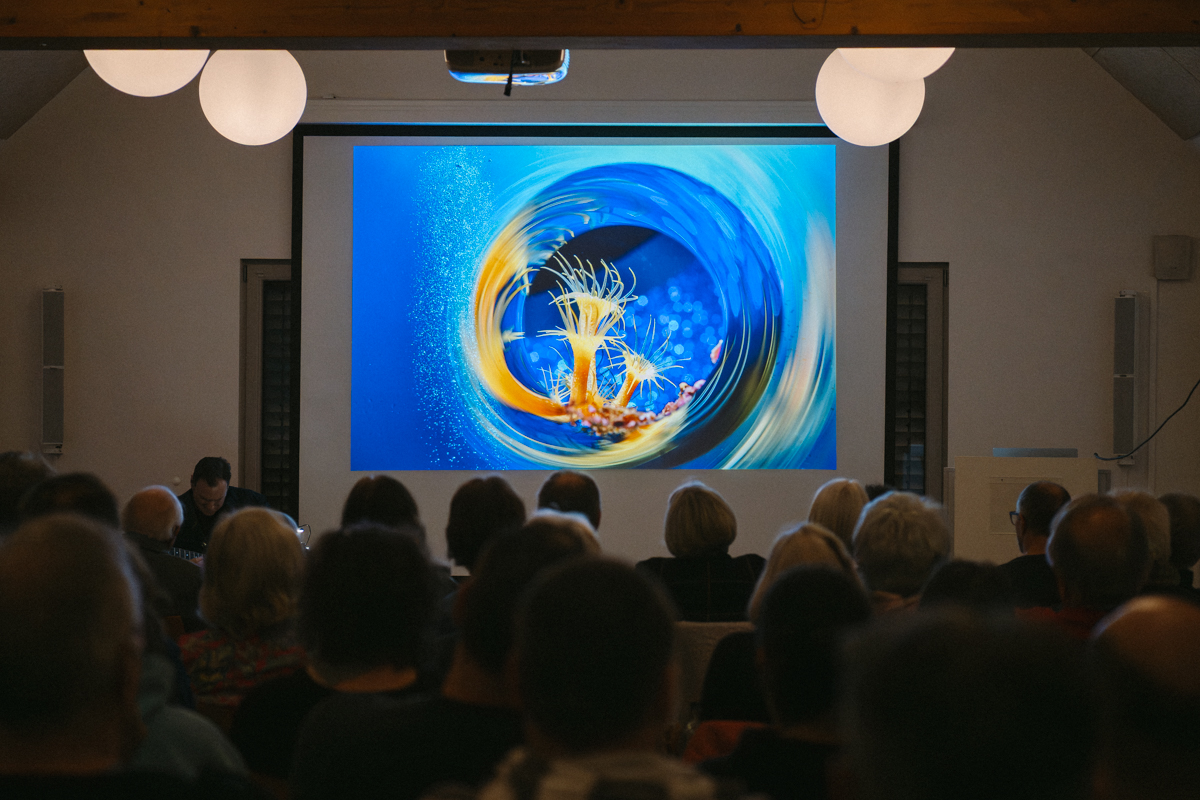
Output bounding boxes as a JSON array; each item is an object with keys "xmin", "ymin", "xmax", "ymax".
[{"xmin": 351, "ymin": 140, "xmax": 836, "ymax": 470}]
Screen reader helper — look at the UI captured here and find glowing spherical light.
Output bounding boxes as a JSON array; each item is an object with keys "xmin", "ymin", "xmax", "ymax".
[
  {"xmin": 815, "ymin": 51, "xmax": 925, "ymax": 148},
  {"xmin": 84, "ymin": 50, "xmax": 210, "ymax": 97},
  {"xmin": 198, "ymin": 50, "xmax": 307, "ymax": 146},
  {"xmin": 838, "ymin": 47, "xmax": 955, "ymax": 83}
]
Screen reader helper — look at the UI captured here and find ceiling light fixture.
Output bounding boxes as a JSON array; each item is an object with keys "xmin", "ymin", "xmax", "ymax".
[
  {"xmin": 839, "ymin": 48, "xmax": 955, "ymax": 83},
  {"xmin": 198, "ymin": 50, "xmax": 307, "ymax": 147},
  {"xmin": 815, "ymin": 50, "xmax": 926, "ymax": 147},
  {"xmin": 84, "ymin": 50, "xmax": 210, "ymax": 97}
]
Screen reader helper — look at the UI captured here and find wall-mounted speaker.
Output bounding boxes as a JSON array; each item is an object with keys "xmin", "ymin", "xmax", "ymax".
[
  {"xmin": 1112, "ymin": 290, "xmax": 1149, "ymax": 462},
  {"xmin": 42, "ymin": 287, "xmax": 64, "ymax": 455},
  {"xmin": 1153, "ymin": 235, "xmax": 1195, "ymax": 281}
]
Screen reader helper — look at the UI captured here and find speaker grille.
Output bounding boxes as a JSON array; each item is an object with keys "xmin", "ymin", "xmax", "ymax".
[
  {"xmin": 1113, "ymin": 296, "xmax": 1136, "ymax": 375},
  {"xmin": 42, "ymin": 367, "xmax": 64, "ymax": 445},
  {"xmin": 42, "ymin": 290, "xmax": 64, "ymax": 368},
  {"xmin": 1113, "ymin": 375, "xmax": 1135, "ymax": 454}
]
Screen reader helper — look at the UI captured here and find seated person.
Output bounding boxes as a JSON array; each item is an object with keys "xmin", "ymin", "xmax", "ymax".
[
  {"xmin": 701, "ymin": 566, "xmax": 871, "ymax": 800},
  {"xmin": 806, "ymin": 478, "xmax": 870, "ymax": 553},
  {"xmin": 232, "ymin": 522, "xmax": 437, "ymax": 790},
  {"xmin": 175, "ymin": 457, "xmax": 268, "ymax": 554},
  {"xmin": 179, "ymin": 508, "xmax": 306, "ymax": 709},
  {"xmin": 919, "ymin": 559, "xmax": 1015, "ymax": 613},
  {"xmin": 445, "ymin": 476, "xmax": 526, "ymax": 575},
  {"xmin": 0, "ymin": 513, "xmax": 256, "ymax": 796},
  {"xmin": 697, "ymin": 523, "xmax": 860, "ymax": 731},
  {"xmin": 1019, "ymin": 494, "xmax": 1151, "ymax": 639},
  {"xmin": 291, "ymin": 518, "xmax": 595, "ymax": 800},
  {"xmin": 19, "ymin": 471, "xmax": 121, "ymax": 528},
  {"xmin": 475, "ymin": 558, "xmax": 734, "ymax": 800},
  {"xmin": 636, "ymin": 482, "xmax": 764, "ymax": 622},
  {"xmin": 1111, "ymin": 490, "xmax": 1181, "ymax": 593},
  {"xmin": 122, "ymin": 486, "xmax": 204, "ymax": 632},
  {"xmin": 998, "ymin": 481, "xmax": 1069, "ymax": 608},
  {"xmin": 841, "ymin": 611, "xmax": 1097, "ymax": 800},
  {"xmin": 1160, "ymin": 492, "xmax": 1200, "ymax": 590},
  {"xmin": 536, "ymin": 470, "xmax": 602, "ymax": 531},
  {"xmin": 852, "ymin": 492, "xmax": 950, "ymax": 614},
  {"xmin": 0, "ymin": 450, "xmax": 54, "ymax": 535}
]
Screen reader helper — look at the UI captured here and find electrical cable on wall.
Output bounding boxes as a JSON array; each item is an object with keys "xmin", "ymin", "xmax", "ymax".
[{"xmin": 1095, "ymin": 373, "xmax": 1200, "ymax": 461}]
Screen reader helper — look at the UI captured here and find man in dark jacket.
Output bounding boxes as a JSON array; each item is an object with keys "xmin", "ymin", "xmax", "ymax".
[
  {"xmin": 175, "ymin": 457, "xmax": 268, "ymax": 554},
  {"xmin": 123, "ymin": 486, "xmax": 203, "ymax": 631}
]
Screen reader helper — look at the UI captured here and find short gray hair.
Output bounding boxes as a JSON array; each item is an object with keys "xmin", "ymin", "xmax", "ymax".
[{"xmin": 852, "ymin": 492, "xmax": 950, "ymax": 597}]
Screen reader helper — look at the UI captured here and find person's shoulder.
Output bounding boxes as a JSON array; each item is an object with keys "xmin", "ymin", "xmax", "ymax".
[
  {"xmin": 634, "ymin": 557, "xmax": 671, "ymax": 574},
  {"xmin": 226, "ymin": 486, "xmax": 269, "ymax": 509},
  {"xmin": 0, "ymin": 771, "xmax": 265, "ymax": 800}
]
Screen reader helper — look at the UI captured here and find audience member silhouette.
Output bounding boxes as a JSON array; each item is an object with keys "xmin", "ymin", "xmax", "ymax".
[
  {"xmin": 1091, "ymin": 595, "xmax": 1200, "ymax": 800},
  {"xmin": 123, "ymin": 485, "xmax": 203, "ymax": 632},
  {"xmin": 806, "ymin": 478, "xmax": 870, "ymax": 552},
  {"xmin": 0, "ymin": 450, "xmax": 54, "ymax": 535},
  {"xmin": 179, "ymin": 508, "xmax": 306, "ymax": 709},
  {"xmin": 445, "ymin": 476, "xmax": 526, "ymax": 573},
  {"xmin": 19, "ymin": 471, "xmax": 120, "ymax": 528},
  {"xmin": 0, "ymin": 513, "xmax": 257, "ymax": 796},
  {"xmin": 292, "ymin": 522, "xmax": 595, "ymax": 800},
  {"xmin": 636, "ymin": 482, "xmax": 765, "ymax": 622},
  {"xmin": 841, "ymin": 611, "xmax": 1096, "ymax": 800},
  {"xmin": 1019, "ymin": 494, "xmax": 1150, "ymax": 638},
  {"xmin": 852, "ymin": 491, "xmax": 950, "ymax": 614},
  {"xmin": 1160, "ymin": 492, "xmax": 1200, "ymax": 590},
  {"xmin": 702, "ymin": 567, "xmax": 870, "ymax": 800},
  {"xmin": 1111, "ymin": 490, "xmax": 1179, "ymax": 592},
  {"xmin": 474, "ymin": 558, "xmax": 734, "ymax": 800},
  {"xmin": 999, "ymin": 481, "xmax": 1069, "ymax": 608},
  {"xmin": 232, "ymin": 522, "xmax": 435, "ymax": 789},
  {"xmin": 340, "ymin": 475, "xmax": 420, "ymax": 534},
  {"xmin": 537, "ymin": 470, "xmax": 601, "ymax": 530},
  {"xmin": 920, "ymin": 559, "xmax": 1015, "ymax": 613},
  {"xmin": 175, "ymin": 457, "xmax": 268, "ymax": 555}
]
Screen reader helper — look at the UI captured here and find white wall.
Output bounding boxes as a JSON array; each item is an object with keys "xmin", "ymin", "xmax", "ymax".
[{"xmin": 2, "ymin": 48, "xmax": 1198, "ymax": 565}]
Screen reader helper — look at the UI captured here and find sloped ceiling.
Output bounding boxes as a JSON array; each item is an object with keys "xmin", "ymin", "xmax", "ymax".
[{"xmin": 0, "ymin": 51, "xmax": 86, "ymax": 139}]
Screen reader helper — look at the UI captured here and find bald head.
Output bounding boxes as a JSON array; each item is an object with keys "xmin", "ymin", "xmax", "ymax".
[
  {"xmin": 122, "ymin": 486, "xmax": 184, "ymax": 543},
  {"xmin": 1048, "ymin": 494, "xmax": 1149, "ymax": 611},
  {"xmin": 1092, "ymin": 596, "xmax": 1200, "ymax": 800},
  {"xmin": 1095, "ymin": 596, "xmax": 1200, "ymax": 699},
  {"xmin": 0, "ymin": 514, "xmax": 143, "ymax": 769}
]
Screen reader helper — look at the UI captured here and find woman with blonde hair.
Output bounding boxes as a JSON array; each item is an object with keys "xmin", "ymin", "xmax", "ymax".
[
  {"xmin": 635, "ymin": 482, "xmax": 765, "ymax": 622},
  {"xmin": 180, "ymin": 507, "xmax": 306, "ymax": 708},
  {"xmin": 747, "ymin": 522, "xmax": 861, "ymax": 622},
  {"xmin": 807, "ymin": 478, "xmax": 870, "ymax": 552}
]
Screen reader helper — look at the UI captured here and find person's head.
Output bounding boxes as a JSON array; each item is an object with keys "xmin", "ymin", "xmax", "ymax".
[
  {"xmin": 299, "ymin": 523, "xmax": 436, "ymax": 684},
  {"xmin": 121, "ymin": 486, "xmax": 184, "ymax": 544},
  {"xmin": 537, "ymin": 471, "xmax": 601, "ymax": 530},
  {"xmin": 808, "ymin": 478, "xmax": 870, "ymax": 552},
  {"xmin": 516, "ymin": 558, "xmax": 676, "ymax": 755},
  {"xmin": 663, "ymin": 481, "xmax": 737, "ymax": 558},
  {"xmin": 919, "ymin": 559, "xmax": 1015, "ymax": 613},
  {"xmin": 0, "ymin": 451, "xmax": 55, "ymax": 533},
  {"xmin": 520, "ymin": 509, "xmax": 601, "ymax": 555},
  {"xmin": 19, "ymin": 472, "xmax": 120, "ymax": 529},
  {"xmin": 748, "ymin": 522, "xmax": 859, "ymax": 621},
  {"xmin": 758, "ymin": 566, "xmax": 870, "ymax": 727},
  {"xmin": 445, "ymin": 476, "xmax": 525, "ymax": 571},
  {"xmin": 841, "ymin": 611, "xmax": 1097, "ymax": 800},
  {"xmin": 1048, "ymin": 494, "xmax": 1150, "ymax": 611},
  {"xmin": 1015, "ymin": 481, "xmax": 1071, "ymax": 552},
  {"xmin": 190, "ymin": 456, "xmax": 232, "ymax": 517},
  {"xmin": 340, "ymin": 475, "xmax": 421, "ymax": 536},
  {"xmin": 458, "ymin": 523, "xmax": 597, "ymax": 677},
  {"xmin": 1092, "ymin": 596, "xmax": 1200, "ymax": 800},
  {"xmin": 852, "ymin": 492, "xmax": 950, "ymax": 599},
  {"xmin": 200, "ymin": 507, "xmax": 305, "ymax": 638},
  {"xmin": 1111, "ymin": 490, "xmax": 1176, "ymax": 588},
  {"xmin": 0, "ymin": 514, "xmax": 144, "ymax": 770},
  {"xmin": 1160, "ymin": 492, "xmax": 1200, "ymax": 570}
]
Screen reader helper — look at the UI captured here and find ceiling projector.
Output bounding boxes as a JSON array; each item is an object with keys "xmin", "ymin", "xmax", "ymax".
[{"xmin": 445, "ymin": 50, "xmax": 570, "ymax": 88}]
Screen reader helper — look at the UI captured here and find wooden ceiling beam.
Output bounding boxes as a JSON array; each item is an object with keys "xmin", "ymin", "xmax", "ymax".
[{"xmin": 0, "ymin": 1, "xmax": 1197, "ymax": 49}]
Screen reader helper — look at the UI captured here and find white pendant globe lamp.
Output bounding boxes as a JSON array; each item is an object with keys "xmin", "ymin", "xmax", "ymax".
[
  {"xmin": 84, "ymin": 50, "xmax": 210, "ymax": 97},
  {"xmin": 815, "ymin": 50, "xmax": 925, "ymax": 147},
  {"xmin": 199, "ymin": 50, "xmax": 307, "ymax": 146},
  {"xmin": 838, "ymin": 47, "xmax": 955, "ymax": 83}
]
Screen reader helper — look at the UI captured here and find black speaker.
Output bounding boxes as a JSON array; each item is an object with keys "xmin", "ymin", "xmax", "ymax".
[
  {"xmin": 42, "ymin": 288, "xmax": 64, "ymax": 455},
  {"xmin": 1112, "ymin": 291, "xmax": 1148, "ymax": 461}
]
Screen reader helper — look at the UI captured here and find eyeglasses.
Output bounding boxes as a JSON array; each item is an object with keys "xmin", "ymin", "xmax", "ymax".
[{"xmin": 1009, "ymin": 511, "xmax": 1020, "ymax": 526}]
